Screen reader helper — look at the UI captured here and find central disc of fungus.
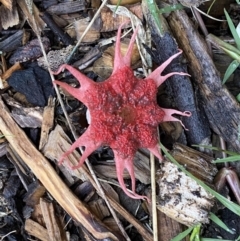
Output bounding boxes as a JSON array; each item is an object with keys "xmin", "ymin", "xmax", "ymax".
[
  {"xmin": 118, "ymin": 106, "xmax": 135, "ymax": 124},
  {"xmin": 53, "ymin": 23, "xmax": 191, "ymax": 201}
]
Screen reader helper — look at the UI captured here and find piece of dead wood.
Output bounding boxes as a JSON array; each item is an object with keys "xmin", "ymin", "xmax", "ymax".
[
  {"xmin": 23, "ymin": 181, "xmax": 46, "ymax": 207},
  {"xmin": 99, "ymin": 4, "xmax": 143, "ymax": 32},
  {"xmin": 0, "ymin": 96, "xmax": 124, "ymax": 241},
  {"xmin": 0, "ymin": 1, "xmax": 19, "ymax": 30},
  {"xmin": 25, "ymin": 219, "xmax": 50, "ymax": 241},
  {"xmin": 39, "ymin": 97, "xmax": 55, "ymax": 150},
  {"xmin": 73, "ymin": 18, "xmax": 101, "ymax": 43},
  {"xmin": 43, "ymin": 125, "xmax": 153, "ymax": 241},
  {"xmin": 40, "ymin": 198, "xmax": 67, "ymax": 241},
  {"xmin": 2, "ymin": 94, "xmax": 43, "ymax": 128},
  {"xmin": 167, "ymin": 2, "xmax": 240, "ymax": 152},
  {"xmin": 17, "ymin": 0, "xmax": 45, "ymax": 34},
  {"xmin": 171, "ymin": 143, "xmax": 218, "ymax": 185},
  {"xmin": 40, "ymin": 12, "xmax": 73, "ymax": 46},
  {"xmin": 0, "ymin": 30, "xmax": 26, "ymax": 53},
  {"xmin": 46, "ymin": 1, "xmax": 85, "ymax": 15},
  {"xmin": 94, "ymin": 154, "xmax": 150, "ymax": 184},
  {"xmin": 0, "ymin": 62, "xmax": 22, "ymax": 90},
  {"xmin": 0, "ymin": 0, "xmax": 12, "ymax": 9}
]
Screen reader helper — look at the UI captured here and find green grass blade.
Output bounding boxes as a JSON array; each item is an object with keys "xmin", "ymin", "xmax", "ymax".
[
  {"xmin": 192, "ymin": 145, "xmax": 240, "ymax": 156},
  {"xmin": 171, "ymin": 225, "xmax": 195, "ymax": 241},
  {"xmin": 223, "ymin": 60, "xmax": 240, "ymax": 84},
  {"xmin": 202, "ymin": 239, "xmax": 234, "ymax": 241},
  {"xmin": 160, "ymin": 144, "xmax": 240, "ymax": 216},
  {"xmin": 210, "ymin": 212, "xmax": 235, "ymax": 234},
  {"xmin": 213, "ymin": 155, "xmax": 240, "ymax": 163},
  {"xmin": 224, "ymin": 9, "xmax": 240, "ymax": 50}
]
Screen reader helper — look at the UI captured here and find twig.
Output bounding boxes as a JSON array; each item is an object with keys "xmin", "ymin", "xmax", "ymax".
[{"xmin": 151, "ymin": 153, "xmax": 158, "ymax": 241}]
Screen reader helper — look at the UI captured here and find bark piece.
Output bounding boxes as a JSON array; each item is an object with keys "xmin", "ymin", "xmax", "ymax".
[
  {"xmin": 46, "ymin": 1, "xmax": 85, "ymax": 15},
  {"xmin": 94, "ymin": 154, "xmax": 150, "ymax": 184},
  {"xmin": 9, "ymin": 37, "xmax": 50, "ymax": 64},
  {"xmin": 167, "ymin": 3, "xmax": 240, "ymax": 152},
  {"xmin": 0, "ymin": 0, "xmax": 12, "ymax": 9},
  {"xmin": 0, "ymin": 62, "xmax": 22, "ymax": 89},
  {"xmin": 39, "ymin": 97, "xmax": 55, "ymax": 150},
  {"xmin": 171, "ymin": 143, "xmax": 218, "ymax": 185},
  {"xmin": 0, "ymin": 1, "xmax": 19, "ymax": 30},
  {"xmin": 99, "ymin": 5, "xmax": 143, "ymax": 32},
  {"xmin": 0, "ymin": 30, "xmax": 24, "ymax": 52},
  {"xmin": 0, "ymin": 96, "xmax": 124, "ymax": 241},
  {"xmin": 25, "ymin": 219, "xmax": 50, "ymax": 241},
  {"xmin": 17, "ymin": 0, "xmax": 45, "ymax": 34},
  {"xmin": 40, "ymin": 198, "xmax": 67, "ymax": 241},
  {"xmin": 3, "ymin": 94, "xmax": 44, "ymax": 128},
  {"xmin": 89, "ymin": 198, "xmax": 111, "ymax": 220},
  {"xmin": 23, "ymin": 181, "xmax": 46, "ymax": 206},
  {"xmin": 7, "ymin": 65, "xmax": 53, "ymax": 107},
  {"xmin": 74, "ymin": 18, "xmax": 100, "ymax": 43},
  {"xmin": 40, "ymin": 12, "xmax": 73, "ymax": 46}
]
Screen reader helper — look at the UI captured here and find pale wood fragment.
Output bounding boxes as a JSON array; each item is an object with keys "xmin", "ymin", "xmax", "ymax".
[
  {"xmin": 40, "ymin": 198, "xmax": 67, "ymax": 241},
  {"xmin": 100, "ymin": 5, "xmax": 143, "ymax": 32},
  {"xmin": 39, "ymin": 97, "xmax": 55, "ymax": 150},
  {"xmin": 0, "ymin": 2, "xmax": 19, "ymax": 29},
  {"xmin": 0, "ymin": 62, "xmax": 22, "ymax": 89},
  {"xmin": 25, "ymin": 219, "xmax": 50, "ymax": 241}
]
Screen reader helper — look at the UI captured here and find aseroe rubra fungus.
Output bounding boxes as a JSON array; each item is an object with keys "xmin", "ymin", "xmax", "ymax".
[{"xmin": 53, "ymin": 23, "xmax": 191, "ymax": 200}]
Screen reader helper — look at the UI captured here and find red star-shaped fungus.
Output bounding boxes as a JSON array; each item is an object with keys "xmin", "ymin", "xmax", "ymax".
[{"xmin": 53, "ymin": 23, "xmax": 191, "ymax": 201}]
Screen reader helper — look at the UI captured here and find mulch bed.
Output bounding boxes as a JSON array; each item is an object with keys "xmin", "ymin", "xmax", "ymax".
[{"xmin": 0, "ymin": 0, "xmax": 240, "ymax": 240}]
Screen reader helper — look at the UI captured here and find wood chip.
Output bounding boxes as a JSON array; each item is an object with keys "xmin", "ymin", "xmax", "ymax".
[
  {"xmin": 39, "ymin": 97, "xmax": 55, "ymax": 150},
  {"xmin": 25, "ymin": 219, "xmax": 50, "ymax": 241},
  {"xmin": 40, "ymin": 198, "xmax": 67, "ymax": 241}
]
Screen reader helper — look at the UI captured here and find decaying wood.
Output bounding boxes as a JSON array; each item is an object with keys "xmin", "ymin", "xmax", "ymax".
[
  {"xmin": 43, "ymin": 125, "xmax": 153, "ymax": 241},
  {"xmin": 158, "ymin": 211, "xmax": 185, "ymax": 241},
  {"xmin": 40, "ymin": 198, "xmax": 68, "ymax": 241},
  {"xmin": 2, "ymin": 94, "xmax": 43, "ymax": 128},
  {"xmin": 0, "ymin": 62, "xmax": 21, "ymax": 89},
  {"xmin": 167, "ymin": 2, "xmax": 240, "ymax": 152},
  {"xmin": 46, "ymin": 1, "xmax": 85, "ymax": 15},
  {"xmin": 0, "ymin": 30, "xmax": 26, "ymax": 53},
  {"xmin": 99, "ymin": 5, "xmax": 143, "ymax": 32},
  {"xmin": 0, "ymin": 1, "xmax": 19, "ymax": 30},
  {"xmin": 74, "ymin": 18, "xmax": 100, "ymax": 43},
  {"xmin": 0, "ymin": 0, "xmax": 12, "ymax": 10},
  {"xmin": 156, "ymin": 159, "xmax": 215, "ymax": 226},
  {"xmin": 25, "ymin": 219, "xmax": 50, "ymax": 241},
  {"xmin": 39, "ymin": 97, "xmax": 55, "ymax": 150},
  {"xmin": 17, "ymin": 0, "xmax": 45, "ymax": 34},
  {"xmin": 23, "ymin": 181, "xmax": 46, "ymax": 207},
  {"xmin": 94, "ymin": 154, "xmax": 150, "ymax": 184},
  {"xmin": 171, "ymin": 143, "xmax": 218, "ymax": 185},
  {"xmin": 0, "ymin": 96, "xmax": 124, "ymax": 241},
  {"xmin": 40, "ymin": 12, "xmax": 73, "ymax": 46}
]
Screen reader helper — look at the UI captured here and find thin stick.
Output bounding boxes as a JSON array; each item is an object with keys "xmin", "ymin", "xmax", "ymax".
[{"xmin": 150, "ymin": 152, "xmax": 158, "ymax": 241}]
